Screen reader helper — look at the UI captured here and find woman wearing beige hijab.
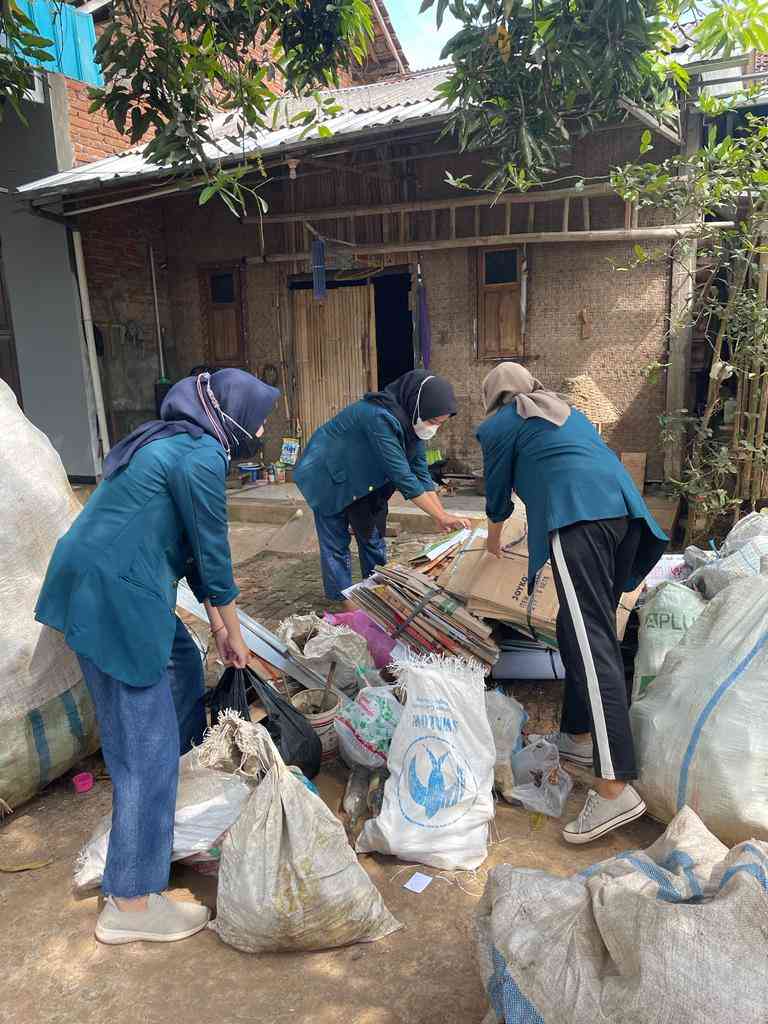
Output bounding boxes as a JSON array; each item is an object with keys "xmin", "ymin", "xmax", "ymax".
[{"xmin": 476, "ymin": 363, "xmax": 667, "ymax": 844}]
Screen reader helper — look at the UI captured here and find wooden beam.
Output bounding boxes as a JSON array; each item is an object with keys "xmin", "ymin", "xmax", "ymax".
[
  {"xmin": 527, "ymin": 204, "xmax": 535, "ymax": 232},
  {"xmin": 474, "ymin": 205, "xmax": 481, "ymax": 237},
  {"xmin": 582, "ymin": 196, "xmax": 590, "ymax": 231},
  {"xmin": 430, "ymin": 209, "xmax": 437, "ymax": 240},
  {"xmin": 618, "ymin": 96, "xmax": 682, "ymax": 147},
  {"xmin": 449, "ymin": 206, "xmax": 456, "ymax": 239},
  {"xmin": 251, "ymin": 222, "xmax": 735, "ymax": 264},
  {"xmin": 505, "ymin": 203, "xmax": 511, "ymax": 235},
  {"xmin": 624, "ymin": 201, "xmax": 632, "ymax": 231},
  {"xmin": 665, "ymin": 240, "xmax": 697, "ymax": 480},
  {"xmin": 243, "ymin": 182, "xmax": 615, "ymax": 226},
  {"xmin": 562, "ymin": 197, "xmax": 570, "ymax": 233}
]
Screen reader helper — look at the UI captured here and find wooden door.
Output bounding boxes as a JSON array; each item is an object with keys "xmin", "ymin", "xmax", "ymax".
[
  {"xmin": 199, "ymin": 264, "xmax": 247, "ymax": 367},
  {"xmin": 0, "ymin": 256, "xmax": 21, "ymax": 404},
  {"xmin": 293, "ymin": 284, "xmax": 377, "ymax": 441}
]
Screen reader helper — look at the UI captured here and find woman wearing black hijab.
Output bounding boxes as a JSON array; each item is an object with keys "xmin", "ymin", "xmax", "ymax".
[{"xmin": 295, "ymin": 370, "xmax": 469, "ymax": 601}]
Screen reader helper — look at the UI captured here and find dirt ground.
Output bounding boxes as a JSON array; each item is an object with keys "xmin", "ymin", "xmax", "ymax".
[{"xmin": 1, "ymin": 524, "xmax": 664, "ymax": 1024}]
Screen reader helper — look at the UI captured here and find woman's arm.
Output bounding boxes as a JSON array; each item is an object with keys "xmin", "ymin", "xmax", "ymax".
[
  {"xmin": 205, "ymin": 599, "xmax": 249, "ymax": 668},
  {"xmin": 412, "ymin": 490, "xmax": 471, "ymax": 533}
]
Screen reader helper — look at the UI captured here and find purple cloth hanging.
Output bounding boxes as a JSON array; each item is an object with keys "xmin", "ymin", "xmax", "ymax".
[{"xmin": 418, "ymin": 281, "xmax": 432, "ymax": 369}]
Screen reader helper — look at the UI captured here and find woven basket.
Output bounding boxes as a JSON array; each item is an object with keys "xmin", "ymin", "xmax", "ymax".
[{"xmin": 561, "ymin": 374, "xmax": 619, "ymax": 427}]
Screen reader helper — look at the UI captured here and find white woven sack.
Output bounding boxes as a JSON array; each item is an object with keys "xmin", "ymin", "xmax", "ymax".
[
  {"xmin": 631, "ymin": 575, "xmax": 768, "ymax": 845},
  {"xmin": 0, "ymin": 380, "xmax": 83, "ymax": 724},
  {"xmin": 689, "ymin": 535, "xmax": 768, "ymax": 598},
  {"xmin": 277, "ymin": 613, "xmax": 374, "ymax": 696},
  {"xmin": 208, "ymin": 713, "xmax": 401, "ymax": 952},
  {"xmin": 74, "ymin": 747, "xmax": 252, "ymax": 890},
  {"xmin": 477, "ymin": 807, "xmax": 768, "ymax": 1024},
  {"xmin": 721, "ymin": 510, "xmax": 768, "ymax": 555},
  {"xmin": 357, "ymin": 654, "xmax": 495, "ymax": 871},
  {"xmin": 632, "ymin": 582, "xmax": 706, "ymax": 700}
]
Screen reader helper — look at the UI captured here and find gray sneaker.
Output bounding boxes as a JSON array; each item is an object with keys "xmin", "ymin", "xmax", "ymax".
[
  {"xmin": 562, "ymin": 785, "xmax": 647, "ymax": 845},
  {"xmin": 95, "ymin": 894, "xmax": 210, "ymax": 945},
  {"xmin": 527, "ymin": 731, "xmax": 594, "ymax": 768}
]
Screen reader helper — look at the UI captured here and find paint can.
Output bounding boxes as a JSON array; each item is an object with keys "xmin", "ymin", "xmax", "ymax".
[{"xmin": 291, "ymin": 688, "xmax": 342, "ymax": 764}]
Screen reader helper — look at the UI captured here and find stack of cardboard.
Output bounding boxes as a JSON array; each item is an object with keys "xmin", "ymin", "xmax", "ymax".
[
  {"xmin": 436, "ymin": 505, "xmax": 640, "ymax": 647},
  {"xmin": 345, "ymin": 562, "xmax": 499, "ymax": 668}
]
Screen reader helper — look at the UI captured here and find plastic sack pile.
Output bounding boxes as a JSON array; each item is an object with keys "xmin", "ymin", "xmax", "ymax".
[
  {"xmin": 477, "ymin": 807, "xmax": 768, "ymax": 1024},
  {"xmin": 0, "ymin": 379, "xmax": 98, "ymax": 811},
  {"xmin": 335, "ymin": 685, "xmax": 403, "ymax": 769},
  {"xmin": 357, "ymin": 654, "xmax": 494, "ymax": 871},
  {"xmin": 203, "ymin": 712, "xmax": 402, "ymax": 952},
  {"xmin": 631, "ymin": 574, "xmax": 768, "ymax": 845}
]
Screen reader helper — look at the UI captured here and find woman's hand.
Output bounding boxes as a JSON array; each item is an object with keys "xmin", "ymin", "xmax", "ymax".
[
  {"xmin": 222, "ymin": 629, "xmax": 250, "ymax": 669},
  {"xmin": 437, "ymin": 513, "xmax": 472, "ymax": 534},
  {"xmin": 486, "ymin": 519, "xmax": 505, "ymax": 558}
]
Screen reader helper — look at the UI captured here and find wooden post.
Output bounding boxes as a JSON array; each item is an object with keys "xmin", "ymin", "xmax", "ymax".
[
  {"xmin": 430, "ymin": 209, "xmax": 437, "ymax": 241},
  {"xmin": 582, "ymin": 197, "xmax": 590, "ymax": 231},
  {"xmin": 474, "ymin": 205, "xmax": 481, "ymax": 237},
  {"xmin": 449, "ymin": 206, "xmax": 456, "ymax": 239},
  {"xmin": 505, "ymin": 203, "xmax": 511, "ymax": 235},
  {"xmin": 748, "ymin": 235, "xmax": 768, "ymax": 503},
  {"xmin": 562, "ymin": 197, "xmax": 570, "ymax": 233},
  {"xmin": 527, "ymin": 204, "xmax": 535, "ymax": 233},
  {"xmin": 665, "ymin": 239, "xmax": 697, "ymax": 480},
  {"xmin": 624, "ymin": 201, "xmax": 633, "ymax": 231},
  {"xmin": 399, "ymin": 210, "xmax": 407, "ymax": 243},
  {"xmin": 632, "ymin": 204, "xmax": 640, "ymax": 229}
]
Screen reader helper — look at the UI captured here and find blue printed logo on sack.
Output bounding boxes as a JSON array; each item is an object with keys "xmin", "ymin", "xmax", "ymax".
[{"xmin": 398, "ymin": 736, "xmax": 478, "ymax": 829}]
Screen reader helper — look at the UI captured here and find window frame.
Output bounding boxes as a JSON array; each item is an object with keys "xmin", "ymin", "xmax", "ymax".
[{"xmin": 477, "ymin": 245, "xmax": 524, "ymax": 362}]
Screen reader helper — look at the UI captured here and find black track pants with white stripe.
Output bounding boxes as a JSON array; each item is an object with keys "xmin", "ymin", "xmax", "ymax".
[{"xmin": 550, "ymin": 517, "xmax": 642, "ymax": 782}]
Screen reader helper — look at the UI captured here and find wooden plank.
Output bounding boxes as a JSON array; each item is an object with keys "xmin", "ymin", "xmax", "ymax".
[
  {"xmin": 430, "ymin": 209, "xmax": 437, "ymax": 241},
  {"xmin": 527, "ymin": 204, "xmax": 535, "ymax": 233},
  {"xmin": 505, "ymin": 203, "xmax": 511, "ymax": 235},
  {"xmin": 449, "ymin": 206, "xmax": 456, "ymax": 239},
  {"xmin": 255, "ymin": 223, "xmax": 735, "ymax": 264},
  {"xmin": 562, "ymin": 197, "xmax": 570, "ymax": 233},
  {"xmin": 243, "ymin": 182, "xmax": 616, "ymax": 226},
  {"xmin": 645, "ymin": 495, "xmax": 681, "ymax": 537},
  {"xmin": 474, "ymin": 205, "xmax": 481, "ymax": 237}
]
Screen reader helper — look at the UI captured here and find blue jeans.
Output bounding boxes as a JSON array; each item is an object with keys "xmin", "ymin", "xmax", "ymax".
[
  {"xmin": 314, "ymin": 511, "xmax": 387, "ymax": 601},
  {"xmin": 77, "ymin": 616, "xmax": 206, "ymax": 898}
]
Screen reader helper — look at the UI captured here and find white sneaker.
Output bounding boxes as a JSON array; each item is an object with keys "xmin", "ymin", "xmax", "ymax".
[
  {"xmin": 95, "ymin": 893, "xmax": 210, "ymax": 945},
  {"xmin": 562, "ymin": 786, "xmax": 646, "ymax": 845},
  {"xmin": 527, "ymin": 731, "xmax": 594, "ymax": 768}
]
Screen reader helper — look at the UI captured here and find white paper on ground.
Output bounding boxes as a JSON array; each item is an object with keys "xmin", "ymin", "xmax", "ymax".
[{"xmin": 404, "ymin": 871, "xmax": 433, "ymax": 893}]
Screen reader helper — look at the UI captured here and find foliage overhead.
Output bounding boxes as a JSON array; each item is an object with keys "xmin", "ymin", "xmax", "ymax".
[
  {"xmin": 0, "ymin": 0, "xmax": 55, "ymax": 125},
  {"xmin": 424, "ymin": 0, "xmax": 768, "ymax": 191}
]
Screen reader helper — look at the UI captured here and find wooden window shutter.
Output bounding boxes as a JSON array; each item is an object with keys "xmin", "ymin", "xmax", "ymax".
[
  {"xmin": 199, "ymin": 264, "xmax": 247, "ymax": 368},
  {"xmin": 477, "ymin": 247, "xmax": 523, "ymax": 360}
]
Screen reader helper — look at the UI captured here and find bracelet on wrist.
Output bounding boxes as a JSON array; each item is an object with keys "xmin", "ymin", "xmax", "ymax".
[{"xmin": 211, "ymin": 624, "xmax": 225, "ymax": 635}]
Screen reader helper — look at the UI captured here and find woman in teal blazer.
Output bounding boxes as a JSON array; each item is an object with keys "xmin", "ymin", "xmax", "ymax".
[
  {"xmin": 295, "ymin": 371, "xmax": 470, "ymax": 600},
  {"xmin": 36, "ymin": 370, "xmax": 278, "ymax": 945},
  {"xmin": 476, "ymin": 363, "xmax": 667, "ymax": 848}
]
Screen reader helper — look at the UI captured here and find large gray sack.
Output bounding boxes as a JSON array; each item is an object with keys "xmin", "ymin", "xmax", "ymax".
[
  {"xmin": 476, "ymin": 807, "xmax": 768, "ymax": 1024},
  {"xmin": 0, "ymin": 380, "xmax": 97, "ymax": 810}
]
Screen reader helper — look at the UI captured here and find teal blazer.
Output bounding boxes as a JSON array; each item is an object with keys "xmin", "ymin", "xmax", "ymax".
[
  {"xmin": 476, "ymin": 406, "xmax": 668, "ymax": 589},
  {"xmin": 35, "ymin": 434, "xmax": 238, "ymax": 687},
  {"xmin": 294, "ymin": 400, "xmax": 435, "ymax": 516}
]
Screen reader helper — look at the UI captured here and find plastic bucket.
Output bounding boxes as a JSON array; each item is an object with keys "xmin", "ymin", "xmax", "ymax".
[{"xmin": 292, "ymin": 688, "xmax": 342, "ymax": 764}]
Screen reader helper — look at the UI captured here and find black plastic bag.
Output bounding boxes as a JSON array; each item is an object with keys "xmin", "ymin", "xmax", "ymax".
[
  {"xmin": 206, "ymin": 667, "xmax": 322, "ymax": 780},
  {"xmin": 205, "ymin": 666, "xmax": 251, "ymax": 725}
]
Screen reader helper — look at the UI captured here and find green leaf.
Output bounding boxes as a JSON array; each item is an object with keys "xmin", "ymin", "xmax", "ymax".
[
  {"xmin": 317, "ymin": 124, "xmax": 332, "ymax": 137},
  {"xmin": 198, "ymin": 184, "xmax": 217, "ymax": 205},
  {"xmin": 640, "ymin": 129, "xmax": 653, "ymax": 154},
  {"xmin": 436, "ymin": 0, "xmax": 450, "ymax": 30}
]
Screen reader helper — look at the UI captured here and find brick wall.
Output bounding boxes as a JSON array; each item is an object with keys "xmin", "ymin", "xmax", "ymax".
[
  {"xmin": 79, "ymin": 202, "xmax": 174, "ymax": 440},
  {"xmin": 65, "ymin": 78, "xmax": 137, "ymax": 165}
]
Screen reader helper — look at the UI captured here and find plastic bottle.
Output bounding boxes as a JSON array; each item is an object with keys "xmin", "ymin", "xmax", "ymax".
[
  {"xmin": 367, "ymin": 768, "xmax": 389, "ymax": 817},
  {"xmin": 343, "ymin": 766, "xmax": 370, "ymax": 820}
]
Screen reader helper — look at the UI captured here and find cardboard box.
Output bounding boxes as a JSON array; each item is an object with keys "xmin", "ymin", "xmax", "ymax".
[
  {"xmin": 438, "ymin": 507, "xmax": 639, "ymax": 647},
  {"xmin": 621, "ymin": 452, "xmax": 647, "ymax": 494}
]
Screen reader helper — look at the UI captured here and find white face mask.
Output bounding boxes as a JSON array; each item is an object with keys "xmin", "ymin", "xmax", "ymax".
[
  {"xmin": 412, "ymin": 375, "xmax": 441, "ymax": 441},
  {"xmin": 414, "ymin": 419, "xmax": 439, "ymax": 441}
]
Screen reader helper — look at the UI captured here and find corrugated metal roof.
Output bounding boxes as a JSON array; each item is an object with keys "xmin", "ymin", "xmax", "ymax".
[{"xmin": 19, "ymin": 67, "xmax": 452, "ymax": 199}]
